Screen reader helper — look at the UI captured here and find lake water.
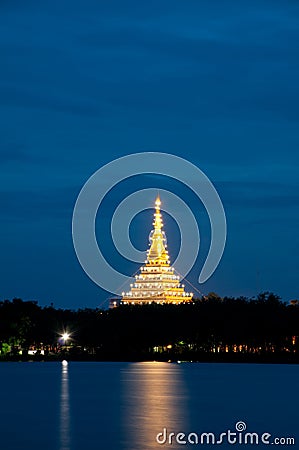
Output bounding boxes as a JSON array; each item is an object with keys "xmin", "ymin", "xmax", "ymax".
[{"xmin": 0, "ymin": 362, "xmax": 297, "ymax": 449}]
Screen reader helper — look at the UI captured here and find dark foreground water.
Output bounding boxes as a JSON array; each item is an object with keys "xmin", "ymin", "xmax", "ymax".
[{"xmin": 0, "ymin": 362, "xmax": 297, "ymax": 450}]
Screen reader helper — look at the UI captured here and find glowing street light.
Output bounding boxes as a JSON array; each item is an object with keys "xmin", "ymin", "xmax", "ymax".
[{"xmin": 61, "ymin": 332, "xmax": 71, "ymax": 345}]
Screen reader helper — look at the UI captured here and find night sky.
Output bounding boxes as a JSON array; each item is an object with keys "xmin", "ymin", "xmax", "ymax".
[{"xmin": 1, "ymin": 1, "xmax": 299, "ymax": 308}]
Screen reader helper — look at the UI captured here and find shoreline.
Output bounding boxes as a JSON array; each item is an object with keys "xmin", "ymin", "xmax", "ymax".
[{"xmin": 1, "ymin": 353, "xmax": 298, "ymax": 364}]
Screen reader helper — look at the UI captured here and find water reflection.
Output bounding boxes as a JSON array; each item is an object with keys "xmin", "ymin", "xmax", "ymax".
[
  {"xmin": 121, "ymin": 362, "xmax": 189, "ymax": 450},
  {"xmin": 59, "ymin": 363, "xmax": 71, "ymax": 450}
]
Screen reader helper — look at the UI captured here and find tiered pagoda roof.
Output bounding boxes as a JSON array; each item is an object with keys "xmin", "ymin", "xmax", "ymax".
[{"xmin": 121, "ymin": 196, "xmax": 193, "ymax": 305}]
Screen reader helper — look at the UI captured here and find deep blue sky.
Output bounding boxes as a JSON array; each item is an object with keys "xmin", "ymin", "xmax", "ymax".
[{"xmin": 1, "ymin": 1, "xmax": 299, "ymax": 308}]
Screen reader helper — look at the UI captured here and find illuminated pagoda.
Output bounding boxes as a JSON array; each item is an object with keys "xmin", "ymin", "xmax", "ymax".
[{"xmin": 121, "ymin": 196, "xmax": 193, "ymax": 305}]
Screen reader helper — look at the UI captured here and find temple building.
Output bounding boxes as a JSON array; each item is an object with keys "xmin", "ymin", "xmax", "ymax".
[{"xmin": 120, "ymin": 196, "xmax": 193, "ymax": 305}]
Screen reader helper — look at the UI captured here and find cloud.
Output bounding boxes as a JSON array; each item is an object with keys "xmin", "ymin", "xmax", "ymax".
[
  {"xmin": 0, "ymin": 144, "xmax": 33, "ymax": 164},
  {"xmin": 218, "ymin": 180, "xmax": 299, "ymax": 212},
  {"xmin": 0, "ymin": 1, "xmax": 298, "ymax": 122},
  {"xmin": 0, "ymin": 187, "xmax": 77, "ymax": 222}
]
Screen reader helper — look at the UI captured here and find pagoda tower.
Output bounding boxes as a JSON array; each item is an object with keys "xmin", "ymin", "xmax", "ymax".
[{"xmin": 121, "ymin": 196, "xmax": 193, "ymax": 305}]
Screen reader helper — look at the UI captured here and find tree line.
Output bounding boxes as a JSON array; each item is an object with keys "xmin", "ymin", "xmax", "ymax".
[{"xmin": 0, "ymin": 292, "xmax": 298, "ymax": 362}]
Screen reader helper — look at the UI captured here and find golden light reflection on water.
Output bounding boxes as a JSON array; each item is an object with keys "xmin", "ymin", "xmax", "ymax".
[
  {"xmin": 121, "ymin": 362, "xmax": 189, "ymax": 449},
  {"xmin": 59, "ymin": 364, "xmax": 71, "ymax": 450}
]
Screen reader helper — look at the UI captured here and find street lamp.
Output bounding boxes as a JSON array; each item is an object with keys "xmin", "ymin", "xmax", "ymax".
[{"xmin": 61, "ymin": 332, "xmax": 70, "ymax": 345}]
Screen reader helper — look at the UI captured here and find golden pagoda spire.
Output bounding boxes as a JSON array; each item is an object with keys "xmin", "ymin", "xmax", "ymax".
[
  {"xmin": 147, "ymin": 196, "xmax": 169, "ymax": 263},
  {"xmin": 118, "ymin": 195, "xmax": 194, "ymax": 306},
  {"xmin": 154, "ymin": 195, "xmax": 162, "ymax": 230}
]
